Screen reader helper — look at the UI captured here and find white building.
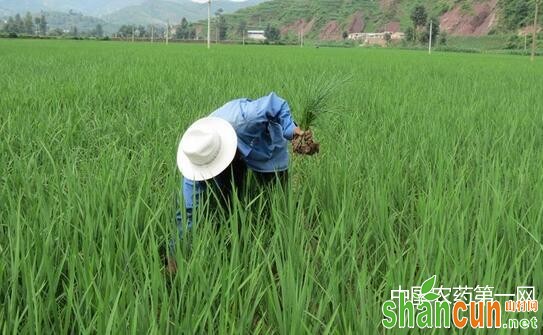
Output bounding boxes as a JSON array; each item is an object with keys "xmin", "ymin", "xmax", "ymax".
[
  {"xmin": 348, "ymin": 31, "xmax": 405, "ymax": 46},
  {"xmin": 348, "ymin": 32, "xmax": 388, "ymax": 40},
  {"xmin": 247, "ymin": 30, "xmax": 266, "ymax": 41}
]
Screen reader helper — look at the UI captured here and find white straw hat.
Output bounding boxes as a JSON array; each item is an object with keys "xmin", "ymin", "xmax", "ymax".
[{"xmin": 177, "ymin": 117, "xmax": 238, "ymax": 181}]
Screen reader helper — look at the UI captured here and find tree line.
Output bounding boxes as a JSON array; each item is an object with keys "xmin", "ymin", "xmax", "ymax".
[
  {"xmin": 499, "ymin": 0, "xmax": 542, "ymax": 31},
  {"xmin": 1, "ymin": 12, "xmax": 106, "ymax": 38},
  {"xmin": 114, "ymin": 21, "xmax": 197, "ymax": 40},
  {"xmin": 114, "ymin": 11, "xmax": 282, "ymax": 43},
  {"xmin": 2, "ymin": 12, "xmax": 48, "ymax": 36},
  {"xmin": 3, "ymin": 10, "xmax": 283, "ymax": 43},
  {"xmin": 115, "ymin": 11, "xmax": 229, "ymax": 41}
]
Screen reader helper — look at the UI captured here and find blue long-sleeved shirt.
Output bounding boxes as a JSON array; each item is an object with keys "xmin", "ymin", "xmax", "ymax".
[
  {"xmin": 210, "ymin": 91, "xmax": 296, "ymax": 172},
  {"xmin": 175, "ymin": 92, "xmax": 297, "ymax": 238}
]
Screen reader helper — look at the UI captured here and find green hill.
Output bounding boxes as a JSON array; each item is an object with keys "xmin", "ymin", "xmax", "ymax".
[
  {"xmin": 105, "ymin": 0, "xmax": 267, "ymax": 26},
  {"xmin": 217, "ymin": 0, "xmax": 541, "ymax": 40},
  {"xmin": 1, "ymin": 0, "xmax": 267, "ymax": 35},
  {"xmin": 0, "ymin": 0, "xmax": 140, "ymax": 16}
]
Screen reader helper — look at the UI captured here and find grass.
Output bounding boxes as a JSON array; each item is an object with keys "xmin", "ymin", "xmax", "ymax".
[{"xmin": 1, "ymin": 39, "xmax": 543, "ymax": 334}]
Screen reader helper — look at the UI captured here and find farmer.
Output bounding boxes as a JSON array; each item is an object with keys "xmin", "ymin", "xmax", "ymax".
[{"xmin": 169, "ymin": 93, "xmax": 304, "ymax": 265}]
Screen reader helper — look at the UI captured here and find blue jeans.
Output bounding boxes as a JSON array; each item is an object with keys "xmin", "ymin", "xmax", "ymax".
[{"xmin": 170, "ymin": 155, "xmax": 287, "ymax": 254}]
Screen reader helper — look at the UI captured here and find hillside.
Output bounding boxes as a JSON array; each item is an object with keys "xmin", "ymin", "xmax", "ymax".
[
  {"xmin": 45, "ymin": 11, "xmax": 107, "ymax": 33},
  {"xmin": 0, "ymin": 0, "xmax": 267, "ymax": 27},
  {"xmin": 2, "ymin": 0, "xmax": 540, "ymax": 38},
  {"xmin": 0, "ymin": 0, "xmax": 267, "ymax": 34},
  {"xmin": 0, "ymin": 0, "xmax": 142, "ymax": 16},
  {"xmin": 0, "ymin": 10, "xmax": 107, "ymax": 34},
  {"xmin": 220, "ymin": 0, "xmax": 542, "ymax": 40},
  {"xmin": 105, "ymin": 0, "xmax": 266, "ymax": 26}
]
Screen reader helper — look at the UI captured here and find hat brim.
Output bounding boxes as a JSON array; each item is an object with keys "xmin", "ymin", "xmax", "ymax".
[{"xmin": 177, "ymin": 117, "xmax": 238, "ymax": 182}]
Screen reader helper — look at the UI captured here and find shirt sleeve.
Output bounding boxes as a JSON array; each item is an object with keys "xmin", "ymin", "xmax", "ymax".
[
  {"xmin": 182, "ymin": 177, "xmax": 206, "ymax": 230},
  {"xmin": 257, "ymin": 92, "xmax": 297, "ymax": 140}
]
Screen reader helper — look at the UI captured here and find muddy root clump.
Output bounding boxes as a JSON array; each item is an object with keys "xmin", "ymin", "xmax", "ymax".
[{"xmin": 293, "ymin": 130, "xmax": 320, "ymax": 155}]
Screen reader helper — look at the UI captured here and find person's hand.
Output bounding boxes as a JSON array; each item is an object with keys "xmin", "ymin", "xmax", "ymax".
[{"xmin": 294, "ymin": 127, "xmax": 305, "ymax": 136}]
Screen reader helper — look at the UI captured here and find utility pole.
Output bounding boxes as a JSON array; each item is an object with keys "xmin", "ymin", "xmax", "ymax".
[
  {"xmin": 151, "ymin": 25, "xmax": 154, "ymax": 43},
  {"xmin": 531, "ymin": 0, "xmax": 539, "ymax": 62},
  {"xmin": 132, "ymin": 25, "xmax": 135, "ymax": 42},
  {"xmin": 428, "ymin": 20, "xmax": 433, "ymax": 54},
  {"xmin": 207, "ymin": 0, "xmax": 211, "ymax": 49}
]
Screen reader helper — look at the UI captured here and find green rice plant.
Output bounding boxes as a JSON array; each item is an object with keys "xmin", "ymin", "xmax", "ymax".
[
  {"xmin": 1, "ymin": 39, "xmax": 542, "ymax": 334},
  {"xmin": 297, "ymin": 74, "xmax": 351, "ymax": 130}
]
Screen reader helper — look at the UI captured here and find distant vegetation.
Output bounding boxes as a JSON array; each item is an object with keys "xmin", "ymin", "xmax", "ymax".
[
  {"xmin": 103, "ymin": 0, "xmax": 265, "ymax": 27},
  {"xmin": 44, "ymin": 11, "xmax": 107, "ymax": 34},
  {"xmin": 211, "ymin": 0, "xmax": 541, "ymax": 41},
  {"xmin": 0, "ymin": 1, "xmax": 265, "ymax": 36},
  {"xmin": 1, "ymin": 10, "xmax": 107, "ymax": 37},
  {"xmin": 1, "ymin": 0, "xmax": 541, "ymax": 52},
  {"xmin": 498, "ymin": 0, "xmax": 542, "ymax": 31},
  {"xmin": 1, "ymin": 12, "xmax": 46, "ymax": 36}
]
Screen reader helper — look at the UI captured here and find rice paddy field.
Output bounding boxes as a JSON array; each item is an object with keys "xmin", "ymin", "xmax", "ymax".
[{"xmin": 1, "ymin": 39, "xmax": 543, "ymax": 334}]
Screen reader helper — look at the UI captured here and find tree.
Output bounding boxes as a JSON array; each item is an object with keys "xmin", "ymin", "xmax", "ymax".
[
  {"xmin": 384, "ymin": 32, "xmax": 392, "ymax": 45},
  {"xmin": 118, "ymin": 25, "xmax": 134, "ymax": 38},
  {"xmin": 215, "ymin": 9, "xmax": 227, "ymax": 41},
  {"xmin": 420, "ymin": 17, "xmax": 440, "ymax": 45},
  {"xmin": 237, "ymin": 20, "xmax": 247, "ymax": 42},
  {"xmin": 70, "ymin": 25, "xmax": 78, "ymax": 37},
  {"xmin": 38, "ymin": 14, "xmax": 47, "ymax": 35},
  {"xmin": 264, "ymin": 24, "xmax": 280, "ymax": 42},
  {"xmin": 532, "ymin": 0, "xmax": 540, "ymax": 61},
  {"xmin": 218, "ymin": 16, "xmax": 227, "ymax": 40},
  {"xmin": 4, "ymin": 17, "xmax": 15, "ymax": 34},
  {"xmin": 94, "ymin": 24, "xmax": 103, "ymax": 38},
  {"xmin": 176, "ymin": 17, "xmax": 190, "ymax": 39},
  {"xmin": 14, "ymin": 14, "xmax": 24, "ymax": 34},
  {"xmin": 135, "ymin": 25, "xmax": 146, "ymax": 37},
  {"xmin": 149, "ymin": 25, "xmax": 165, "ymax": 39},
  {"xmin": 410, "ymin": 5, "xmax": 427, "ymax": 42},
  {"xmin": 48, "ymin": 28, "xmax": 64, "ymax": 36},
  {"xmin": 24, "ymin": 12, "xmax": 34, "ymax": 35},
  {"xmin": 405, "ymin": 26, "xmax": 415, "ymax": 42},
  {"xmin": 410, "ymin": 5, "xmax": 428, "ymax": 28},
  {"xmin": 499, "ymin": 0, "xmax": 536, "ymax": 30},
  {"xmin": 34, "ymin": 17, "xmax": 41, "ymax": 34},
  {"xmin": 439, "ymin": 31, "xmax": 447, "ymax": 46}
]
